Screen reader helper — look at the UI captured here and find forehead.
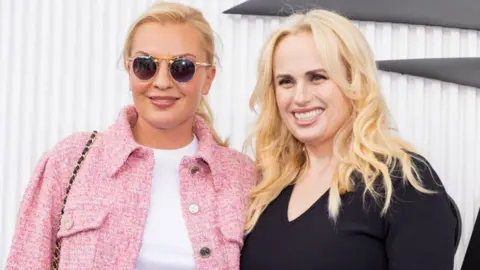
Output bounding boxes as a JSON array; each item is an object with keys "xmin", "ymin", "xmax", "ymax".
[
  {"xmin": 273, "ymin": 31, "xmax": 324, "ymax": 75},
  {"xmin": 131, "ymin": 22, "xmax": 205, "ymax": 59}
]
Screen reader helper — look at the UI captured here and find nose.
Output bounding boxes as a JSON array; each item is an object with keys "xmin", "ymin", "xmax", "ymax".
[
  {"xmin": 153, "ymin": 60, "xmax": 173, "ymax": 90},
  {"xmin": 293, "ymin": 80, "xmax": 312, "ymax": 106}
]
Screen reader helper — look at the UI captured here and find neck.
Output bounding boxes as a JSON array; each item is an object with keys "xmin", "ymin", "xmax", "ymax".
[
  {"xmin": 304, "ymin": 138, "xmax": 335, "ymax": 175},
  {"xmin": 132, "ymin": 116, "xmax": 195, "ymax": 150}
]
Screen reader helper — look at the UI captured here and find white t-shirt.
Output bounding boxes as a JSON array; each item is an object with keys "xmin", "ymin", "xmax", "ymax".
[{"xmin": 135, "ymin": 136, "xmax": 199, "ymax": 270}]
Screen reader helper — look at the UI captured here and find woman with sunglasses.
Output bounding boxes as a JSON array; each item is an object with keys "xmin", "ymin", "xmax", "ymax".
[
  {"xmin": 6, "ymin": 2, "xmax": 254, "ymax": 269},
  {"xmin": 240, "ymin": 9, "xmax": 458, "ymax": 270}
]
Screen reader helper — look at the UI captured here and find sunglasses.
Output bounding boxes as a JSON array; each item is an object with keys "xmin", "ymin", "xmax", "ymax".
[{"xmin": 127, "ymin": 55, "xmax": 212, "ymax": 83}]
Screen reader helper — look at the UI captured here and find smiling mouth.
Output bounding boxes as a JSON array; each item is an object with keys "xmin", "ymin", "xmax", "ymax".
[
  {"xmin": 293, "ymin": 109, "xmax": 324, "ymax": 120},
  {"xmin": 150, "ymin": 98, "xmax": 177, "ymax": 103},
  {"xmin": 149, "ymin": 96, "xmax": 179, "ymax": 101},
  {"xmin": 149, "ymin": 96, "xmax": 180, "ymax": 109}
]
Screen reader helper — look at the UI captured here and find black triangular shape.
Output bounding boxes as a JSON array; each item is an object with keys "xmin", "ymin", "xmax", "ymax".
[
  {"xmin": 377, "ymin": 58, "xmax": 480, "ymax": 89},
  {"xmin": 224, "ymin": 0, "xmax": 480, "ymax": 31}
]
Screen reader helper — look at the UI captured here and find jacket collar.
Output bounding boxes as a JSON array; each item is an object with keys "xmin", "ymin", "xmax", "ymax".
[{"xmin": 100, "ymin": 105, "xmax": 221, "ymax": 186}]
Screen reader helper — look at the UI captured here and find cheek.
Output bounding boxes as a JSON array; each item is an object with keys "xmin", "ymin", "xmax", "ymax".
[
  {"xmin": 327, "ymin": 88, "xmax": 351, "ymax": 124},
  {"xmin": 177, "ymin": 81, "xmax": 204, "ymax": 108},
  {"xmin": 275, "ymin": 89, "xmax": 292, "ymax": 115},
  {"xmin": 129, "ymin": 76, "xmax": 149, "ymax": 95},
  {"xmin": 339, "ymin": 96, "xmax": 351, "ymax": 119}
]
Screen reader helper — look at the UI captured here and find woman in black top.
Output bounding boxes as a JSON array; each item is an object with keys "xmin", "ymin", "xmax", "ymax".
[{"xmin": 241, "ymin": 8, "xmax": 458, "ymax": 270}]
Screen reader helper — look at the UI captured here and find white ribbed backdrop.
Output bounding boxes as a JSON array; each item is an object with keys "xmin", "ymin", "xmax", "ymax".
[{"xmin": 0, "ymin": 0, "xmax": 479, "ymax": 269}]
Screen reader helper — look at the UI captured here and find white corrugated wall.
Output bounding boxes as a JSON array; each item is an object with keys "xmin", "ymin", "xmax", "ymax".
[{"xmin": 0, "ymin": 0, "xmax": 478, "ymax": 268}]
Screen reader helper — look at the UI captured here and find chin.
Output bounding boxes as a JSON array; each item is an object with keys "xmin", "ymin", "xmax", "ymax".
[
  {"xmin": 144, "ymin": 112, "xmax": 176, "ymax": 128},
  {"xmin": 294, "ymin": 134, "xmax": 324, "ymax": 145},
  {"xmin": 152, "ymin": 112, "xmax": 195, "ymax": 130},
  {"xmin": 288, "ymin": 124, "xmax": 326, "ymax": 143},
  {"xmin": 148, "ymin": 120, "xmax": 177, "ymax": 130}
]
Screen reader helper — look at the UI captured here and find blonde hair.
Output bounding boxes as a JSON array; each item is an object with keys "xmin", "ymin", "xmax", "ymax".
[
  {"xmin": 245, "ymin": 9, "xmax": 431, "ymax": 233},
  {"xmin": 122, "ymin": 1, "xmax": 227, "ymax": 146}
]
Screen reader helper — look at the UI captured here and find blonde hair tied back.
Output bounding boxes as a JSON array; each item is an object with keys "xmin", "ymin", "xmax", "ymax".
[{"xmin": 122, "ymin": 1, "xmax": 227, "ymax": 147}]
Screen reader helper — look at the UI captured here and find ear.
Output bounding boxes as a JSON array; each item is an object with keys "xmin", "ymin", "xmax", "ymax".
[{"xmin": 201, "ymin": 65, "xmax": 216, "ymax": 95}]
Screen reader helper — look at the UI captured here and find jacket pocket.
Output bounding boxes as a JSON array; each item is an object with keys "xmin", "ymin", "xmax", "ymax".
[
  {"xmin": 55, "ymin": 204, "xmax": 110, "ymax": 268},
  {"xmin": 57, "ymin": 207, "xmax": 109, "ymax": 238}
]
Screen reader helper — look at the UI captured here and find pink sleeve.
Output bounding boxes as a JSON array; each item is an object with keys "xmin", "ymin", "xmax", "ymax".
[{"xmin": 5, "ymin": 151, "xmax": 63, "ymax": 270}]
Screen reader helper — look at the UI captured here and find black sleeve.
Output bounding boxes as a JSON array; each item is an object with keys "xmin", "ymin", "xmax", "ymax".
[{"xmin": 385, "ymin": 156, "xmax": 457, "ymax": 270}]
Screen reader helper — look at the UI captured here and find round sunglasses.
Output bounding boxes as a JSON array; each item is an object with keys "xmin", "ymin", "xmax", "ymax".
[{"xmin": 127, "ymin": 55, "xmax": 212, "ymax": 83}]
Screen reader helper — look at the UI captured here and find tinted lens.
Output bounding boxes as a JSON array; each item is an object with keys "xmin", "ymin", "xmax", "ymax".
[
  {"xmin": 170, "ymin": 58, "xmax": 195, "ymax": 82},
  {"xmin": 132, "ymin": 56, "xmax": 157, "ymax": 80}
]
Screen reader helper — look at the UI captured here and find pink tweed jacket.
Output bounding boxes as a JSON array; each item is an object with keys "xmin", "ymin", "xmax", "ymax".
[{"xmin": 6, "ymin": 106, "xmax": 255, "ymax": 270}]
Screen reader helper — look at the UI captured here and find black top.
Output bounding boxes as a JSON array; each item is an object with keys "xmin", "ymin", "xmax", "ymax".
[
  {"xmin": 240, "ymin": 156, "xmax": 458, "ymax": 270},
  {"xmin": 462, "ymin": 207, "xmax": 480, "ymax": 270}
]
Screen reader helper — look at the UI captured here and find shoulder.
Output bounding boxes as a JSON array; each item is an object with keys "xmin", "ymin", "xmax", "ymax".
[
  {"xmin": 39, "ymin": 131, "xmax": 98, "ymax": 182},
  {"xmin": 354, "ymin": 152, "xmax": 452, "ymax": 215},
  {"xmin": 214, "ymin": 145, "xmax": 256, "ymax": 172},
  {"xmin": 381, "ymin": 153, "xmax": 458, "ymax": 268},
  {"xmin": 48, "ymin": 132, "xmax": 95, "ymax": 157},
  {"xmin": 386, "ymin": 152, "xmax": 455, "ymax": 221},
  {"xmin": 46, "ymin": 132, "xmax": 95, "ymax": 163},
  {"xmin": 19, "ymin": 131, "xmax": 99, "ymax": 204},
  {"xmin": 213, "ymin": 145, "xmax": 257, "ymax": 190},
  {"xmin": 391, "ymin": 152, "xmax": 446, "ymax": 193}
]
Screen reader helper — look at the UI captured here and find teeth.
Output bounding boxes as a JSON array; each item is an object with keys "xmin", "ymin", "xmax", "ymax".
[{"xmin": 294, "ymin": 109, "xmax": 323, "ymax": 120}]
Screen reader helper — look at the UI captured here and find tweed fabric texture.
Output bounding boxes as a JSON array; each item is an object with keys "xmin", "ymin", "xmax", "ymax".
[{"xmin": 6, "ymin": 105, "xmax": 255, "ymax": 270}]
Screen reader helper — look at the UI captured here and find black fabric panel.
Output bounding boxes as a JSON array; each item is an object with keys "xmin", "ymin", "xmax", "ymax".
[
  {"xmin": 377, "ymin": 58, "xmax": 480, "ymax": 89},
  {"xmin": 461, "ymin": 208, "xmax": 480, "ymax": 270},
  {"xmin": 224, "ymin": 0, "xmax": 480, "ymax": 31}
]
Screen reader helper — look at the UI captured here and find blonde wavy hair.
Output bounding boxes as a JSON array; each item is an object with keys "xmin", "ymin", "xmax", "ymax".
[
  {"xmin": 245, "ymin": 9, "xmax": 431, "ymax": 233},
  {"xmin": 122, "ymin": 1, "xmax": 227, "ymax": 146}
]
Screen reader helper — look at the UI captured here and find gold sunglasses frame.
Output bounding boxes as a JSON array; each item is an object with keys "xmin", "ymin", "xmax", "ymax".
[{"xmin": 126, "ymin": 55, "xmax": 212, "ymax": 83}]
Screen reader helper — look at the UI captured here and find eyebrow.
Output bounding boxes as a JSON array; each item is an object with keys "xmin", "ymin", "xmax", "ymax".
[
  {"xmin": 275, "ymin": 68, "xmax": 327, "ymax": 79},
  {"xmin": 133, "ymin": 51, "xmax": 197, "ymax": 59},
  {"xmin": 175, "ymin": 53, "xmax": 197, "ymax": 59}
]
